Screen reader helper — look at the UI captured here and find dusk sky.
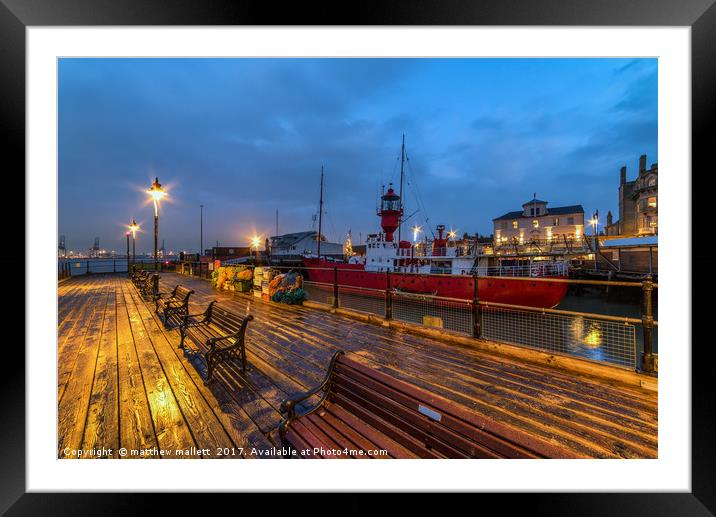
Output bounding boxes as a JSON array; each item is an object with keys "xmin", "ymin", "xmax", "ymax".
[{"xmin": 58, "ymin": 58, "xmax": 657, "ymax": 254}]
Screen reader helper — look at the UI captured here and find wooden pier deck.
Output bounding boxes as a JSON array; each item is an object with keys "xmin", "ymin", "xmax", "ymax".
[{"xmin": 57, "ymin": 273, "xmax": 658, "ymax": 459}]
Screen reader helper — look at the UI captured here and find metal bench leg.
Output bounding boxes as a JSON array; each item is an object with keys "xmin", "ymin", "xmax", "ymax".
[{"xmin": 205, "ymin": 351, "xmax": 215, "ymax": 385}]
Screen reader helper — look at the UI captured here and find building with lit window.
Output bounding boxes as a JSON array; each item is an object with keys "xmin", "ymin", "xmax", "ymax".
[
  {"xmin": 605, "ymin": 154, "xmax": 658, "ymax": 236},
  {"xmin": 492, "ymin": 197, "xmax": 585, "ymax": 245}
]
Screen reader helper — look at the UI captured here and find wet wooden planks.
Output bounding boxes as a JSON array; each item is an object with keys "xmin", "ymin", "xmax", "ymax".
[{"xmin": 57, "ymin": 273, "xmax": 658, "ymax": 459}]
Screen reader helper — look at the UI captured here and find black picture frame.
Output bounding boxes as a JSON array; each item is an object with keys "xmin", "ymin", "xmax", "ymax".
[{"xmin": 5, "ymin": 0, "xmax": 713, "ymax": 513}]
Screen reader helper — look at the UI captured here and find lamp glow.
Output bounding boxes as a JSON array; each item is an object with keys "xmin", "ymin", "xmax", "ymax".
[
  {"xmin": 147, "ymin": 177, "xmax": 166, "ymax": 203},
  {"xmin": 129, "ymin": 219, "xmax": 140, "ymax": 238}
]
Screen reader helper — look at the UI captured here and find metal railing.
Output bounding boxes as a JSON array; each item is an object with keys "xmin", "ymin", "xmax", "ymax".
[
  {"xmin": 58, "ymin": 258, "xmax": 177, "ymax": 278},
  {"xmin": 176, "ymin": 262, "xmax": 657, "ymax": 374},
  {"xmin": 176, "ymin": 261, "xmax": 212, "ymax": 279}
]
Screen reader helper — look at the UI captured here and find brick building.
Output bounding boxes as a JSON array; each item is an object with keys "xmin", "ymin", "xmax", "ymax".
[{"xmin": 605, "ymin": 154, "xmax": 658, "ymax": 236}]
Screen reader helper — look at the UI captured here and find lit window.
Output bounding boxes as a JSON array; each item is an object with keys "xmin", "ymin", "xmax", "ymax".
[
  {"xmin": 567, "ymin": 217, "xmax": 574, "ymax": 225},
  {"xmin": 512, "ymin": 221, "xmax": 518, "ymax": 229},
  {"xmin": 532, "ymin": 220, "xmax": 539, "ymax": 228},
  {"xmin": 647, "ymin": 197, "xmax": 657, "ymax": 208},
  {"xmin": 553, "ymin": 218, "xmax": 559, "ymax": 226}
]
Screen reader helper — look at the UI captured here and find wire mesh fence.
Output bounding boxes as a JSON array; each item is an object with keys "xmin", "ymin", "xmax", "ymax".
[
  {"xmin": 481, "ymin": 305, "xmax": 637, "ymax": 369},
  {"xmin": 337, "ymin": 286, "xmax": 386, "ymax": 316},
  {"xmin": 303, "ymin": 281, "xmax": 335, "ymax": 306},
  {"xmin": 392, "ymin": 292, "xmax": 473, "ymax": 335}
]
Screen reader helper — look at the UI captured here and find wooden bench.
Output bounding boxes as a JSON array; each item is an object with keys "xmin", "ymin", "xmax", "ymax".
[
  {"xmin": 154, "ymin": 284, "xmax": 194, "ymax": 328},
  {"xmin": 131, "ymin": 268, "xmax": 147, "ymax": 286},
  {"xmin": 278, "ymin": 351, "xmax": 574, "ymax": 459},
  {"xmin": 178, "ymin": 301, "xmax": 254, "ymax": 383},
  {"xmin": 132, "ymin": 271, "xmax": 158, "ymax": 299}
]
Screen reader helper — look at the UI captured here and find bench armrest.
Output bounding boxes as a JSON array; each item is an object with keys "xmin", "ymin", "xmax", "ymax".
[{"xmin": 279, "ymin": 350, "xmax": 345, "ymax": 422}]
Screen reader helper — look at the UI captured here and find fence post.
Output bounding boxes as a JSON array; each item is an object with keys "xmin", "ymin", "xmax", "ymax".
[
  {"xmin": 641, "ymin": 275, "xmax": 656, "ymax": 373},
  {"xmin": 385, "ymin": 270, "xmax": 392, "ymax": 320},
  {"xmin": 152, "ymin": 273, "xmax": 159, "ymax": 300},
  {"xmin": 472, "ymin": 273, "xmax": 482, "ymax": 339},
  {"xmin": 333, "ymin": 267, "xmax": 339, "ymax": 309},
  {"xmin": 86, "ymin": 261, "xmax": 90, "ymax": 275},
  {"xmin": 113, "ymin": 260, "xmax": 116, "ymax": 273}
]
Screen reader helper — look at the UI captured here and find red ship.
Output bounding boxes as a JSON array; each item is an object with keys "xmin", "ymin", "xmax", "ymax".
[{"xmin": 302, "ymin": 141, "xmax": 569, "ymax": 309}]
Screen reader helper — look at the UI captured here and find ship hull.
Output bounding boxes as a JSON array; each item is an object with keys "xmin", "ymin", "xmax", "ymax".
[{"xmin": 302, "ymin": 258, "xmax": 568, "ymax": 308}]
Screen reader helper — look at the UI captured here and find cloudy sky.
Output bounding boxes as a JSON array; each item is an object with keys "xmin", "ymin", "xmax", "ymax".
[{"xmin": 58, "ymin": 58, "xmax": 657, "ymax": 254}]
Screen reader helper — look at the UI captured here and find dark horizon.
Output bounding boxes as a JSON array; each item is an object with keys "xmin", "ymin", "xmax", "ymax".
[{"xmin": 58, "ymin": 58, "xmax": 657, "ymax": 254}]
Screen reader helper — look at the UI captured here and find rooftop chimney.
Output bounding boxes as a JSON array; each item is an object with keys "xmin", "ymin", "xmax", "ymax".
[
  {"xmin": 620, "ymin": 166, "xmax": 627, "ymax": 185},
  {"xmin": 639, "ymin": 154, "xmax": 647, "ymax": 175}
]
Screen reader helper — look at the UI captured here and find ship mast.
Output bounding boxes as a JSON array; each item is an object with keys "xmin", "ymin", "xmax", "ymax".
[
  {"xmin": 317, "ymin": 166, "xmax": 324, "ymax": 260},
  {"xmin": 397, "ymin": 134, "xmax": 406, "ymax": 243}
]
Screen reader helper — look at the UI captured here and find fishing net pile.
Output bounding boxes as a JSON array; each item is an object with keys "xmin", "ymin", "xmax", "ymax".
[
  {"xmin": 212, "ymin": 265, "xmax": 253, "ymax": 291},
  {"xmin": 268, "ymin": 271, "xmax": 306, "ymax": 304}
]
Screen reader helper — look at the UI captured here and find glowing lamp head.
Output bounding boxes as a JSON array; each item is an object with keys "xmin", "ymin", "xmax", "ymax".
[
  {"xmin": 447, "ymin": 230, "xmax": 457, "ymax": 239},
  {"xmin": 250, "ymin": 236, "xmax": 261, "ymax": 249},
  {"xmin": 412, "ymin": 225, "xmax": 422, "ymax": 242},
  {"xmin": 147, "ymin": 177, "xmax": 166, "ymax": 202},
  {"xmin": 129, "ymin": 219, "xmax": 140, "ymax": 237}
]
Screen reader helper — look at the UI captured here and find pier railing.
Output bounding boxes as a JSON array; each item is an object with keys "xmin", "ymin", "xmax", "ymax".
[
  {"xmin": 174, "ymin": 263, "xmax": 657, "ymax": 375},
  {"xmin": 58, "ymin": 258, "xmax": 177, "ymax": 278}
]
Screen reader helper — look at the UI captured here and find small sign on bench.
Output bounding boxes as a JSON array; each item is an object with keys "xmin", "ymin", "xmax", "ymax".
[{"xmin": 418, "ymin": 404, "xmax": 442, "ymax": 422}]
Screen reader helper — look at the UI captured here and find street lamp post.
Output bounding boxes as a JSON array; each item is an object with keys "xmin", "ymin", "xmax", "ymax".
[
  {"xmin": 147, "ymin": 177, "xmax": 166, "ymax": 271},
  {"xmin": 125, "ymin": 231, "xmax": 130, "ymax": 275},
  {"xmin": 129, "ymin": 219, "xmax": 139, "ymax": 270},
  {"xmin": 200, "ymin": 205, "xmax": 204, "ymax": 258},
  {"xmin": 590, "ymin": 213, "xmax": 599, "ymax": 270}
]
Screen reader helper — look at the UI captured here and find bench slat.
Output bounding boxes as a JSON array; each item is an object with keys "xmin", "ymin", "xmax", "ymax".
[
  {"xmin": 305, "ymin": 411, "xmax": 384, "ymax": 459},
  {"xmin": 331, "ymin": 391, "xmax": 447, "ymax": 459},
  {"xmin": 283, "ymin": 428, "xmax": 318, "ymax": 458},
  {"xmin": 298, "ymin": 415, "xmax": 354, "ymax": 458},
  {"xmin": 322, "ymin": 403, "xmax": 419, "ymax": 459},
  {"xmin": 333, "ymin": 382, "xmax": 473, "ymax": 459},
  {"xmin": 289, "ymin": 420, "xmax": 342, "ymax": 459}
]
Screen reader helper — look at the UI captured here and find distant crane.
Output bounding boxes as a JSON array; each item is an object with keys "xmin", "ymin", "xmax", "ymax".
[
  {"xmin": 90, "ymin": 237, "xmax": 100, "ymax": 258},
  {"xmin": 58, "ymin": 235, "xmax": 66, "ymax": 258}
]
